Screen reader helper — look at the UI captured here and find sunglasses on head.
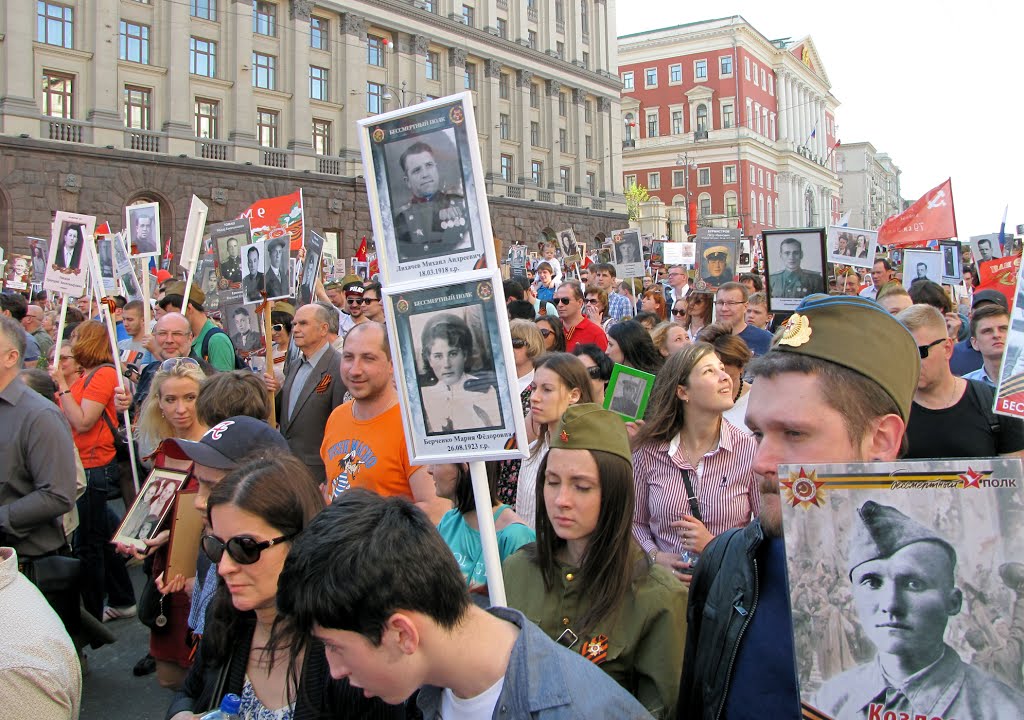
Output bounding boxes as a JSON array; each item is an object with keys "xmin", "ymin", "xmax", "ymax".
[
  {"xmin": 586, "ymin": 365, "xmax": 603, "ymax": 379},
  {"xmin": 201, "ymin": 532, "xmax": 297, "ymax": 565},
  {"xmin": 554, "ymin": 297, "xmax": 573, "ymax": 305},
  {"xmin": 160, "ymin": 357, "xmax": 201, "ymax": 372}
]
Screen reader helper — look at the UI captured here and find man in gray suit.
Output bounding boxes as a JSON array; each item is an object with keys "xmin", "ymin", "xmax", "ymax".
[{"xmin": 263, "ymin": 303, "xmax": 346, "ymax": 484}]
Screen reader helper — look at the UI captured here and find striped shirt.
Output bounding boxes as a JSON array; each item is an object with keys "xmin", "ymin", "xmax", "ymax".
[
  {"xmin": 606, "ymin": 291, "xmax": 633, "ymax": 323},
  {"xmin": 631, "ymin": 419, "xmax": 759, "ymax": 556}
]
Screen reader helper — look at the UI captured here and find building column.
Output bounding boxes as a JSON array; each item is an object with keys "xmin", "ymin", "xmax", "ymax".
[
  {"xmin": 515, "ymin": 69, "xmax": 533, "ymax": 185},
  {"xmin": 596, "ymin": 96, "xmax": 614, "ymax": 195},
  {"xmin": 162, "ymin": 0, "xmax": 193, "ymax": 153},
  {"xmin": 339, "ymin": 13, "xmax": 367, "ymax": 174},
  {"xmin": 544, "ymin": 79, "xmax": 560, "ymax": 191},
  {"xmin": 89, "ymin": 0, "xmax": 122, "ymax": 146},
  {"xmin": 483, "ymin": 59, "xmax": 503, "ymax": 184},
  {"xmin": 407, "ymin": 34, "xmax": 431, "ymax": 106},
  {"xmin": 448, "ymin": 47, "xmax": 467, "ymax": 100},
  {"xmin": 0, "ymin": 1, "xmax": 40, "ymax": 133},
  {"xmin": 572, "ymin": 88, "xmax": 586, "ymax": 194},
  {"xmin": 286, "ymin": 1, "xmax": 314, "ymax": 170},
  {"xmin": 777, "ymin": 71, "xmax": 788, "ymax": 143},
  {"xmin": 819, "ymin": 99, "xmax": 828, "ymax": 159},
  {"xmin": 593, "ymin": 0, "xmax": 609, "ymax": 73}
]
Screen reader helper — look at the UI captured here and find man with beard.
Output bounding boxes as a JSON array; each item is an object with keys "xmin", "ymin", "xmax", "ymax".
[{"xmin": 677, "ymin": 294, "xmax": 920, "ymax": 719}]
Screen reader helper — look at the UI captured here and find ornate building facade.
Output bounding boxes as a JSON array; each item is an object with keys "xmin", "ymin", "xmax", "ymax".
[{"xmin": 836, "ymin": 141, "xmax": 903, "ymax": 230}]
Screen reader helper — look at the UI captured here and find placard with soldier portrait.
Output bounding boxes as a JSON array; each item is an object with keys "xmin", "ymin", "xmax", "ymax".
[
  {"xmin": 125, "ymin": 202, "xmax": 160, "ymax": 257},
  {"xmin": 240, "ymin": 240, "xmax": 266, "ymax": 304},
  {"xmin": 901, "ymin": 249, "xmax": 944, "ymax": 289},
  {"xmin": 209, "ymin": 218, "xmax": 250, "ymax": 290},
  {"xmin": 607, "ymin": 228, "xmax": 645, "ymax": 279},
  {"xmin": 779, "ymin": 458, "xmax": 1024, "ymax": 720},
  {"xmin": 384, "ymin": 271, "xmax": 528, "ymax": 464},
  {"xmin": 763, "ymin": 228, "xmax": 827, "ymax": 313},
  {"xmin": 3, "ymin": 253, "xmax": 31, "ymax": 291},
  {"xmin": 359, "ymin": 93, "xmax": 497, "ymax": 285},
  {"xmin": 827, "ymin": 226, "xmax": 877, "ymax": 269},
  {"xmin": 693, "ymin": 227, "xmax": 741, "ymax": 292}
]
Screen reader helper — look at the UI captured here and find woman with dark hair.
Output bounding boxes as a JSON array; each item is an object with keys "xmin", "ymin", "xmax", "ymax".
[
  {"xmin": 516, "ymin": 353, "xmax": 595, "ymax": 528},
  {"xmin": 607, "ymin": 320, "xmax": 664, "ymax": 375},
  {"xmin": 630, "ymin": 343, "xmax": 758, "ymax": 583},
  {"xmin": 634, "ymin": 311, "xmax": 660, "ymax": 332},
  {"xmin": 432, "ymin": 462, "xmax": 534, "ymax": 604},
  {"xmin": 419, "ymin": 313, "xmax": 500, "ymax": 433},
  {"xmin": 535, "ymin": 315, "xmax": 566, "ymax": 352},
  {"xmin": 697, "ymin": 323, "xmax": 754, "ymax": 433},
  {"xmin": 583, "ymin": 286, "xmax": 613, "ymax": 333},
  {"xmin": 682, "ymin": 293, "xmax": 713, "ymax": 340},
  {"xmin": 640, "ymin": 289, "xmax": 667, "ymax": 322},
  {"xmin": 908, "ymin": 278, "xmax": 967, "ymax": 340},
  {"xmin": 573, "ymin": 343, "xmax": 614, "ymax": 406},
  {"xmin": 268, "ymin": 305, "xmax": 294, "ymax": 384},
  {"xmin": 167, "ymin": 455, "xmax": 401, "ymax": 720},
  {"xmin": 54, "ymin": 223, "xmax": 85, "ymax": 271},
  {"xmin": 504, "ymin": 405, "xmax": 687, "ymax": 716}
]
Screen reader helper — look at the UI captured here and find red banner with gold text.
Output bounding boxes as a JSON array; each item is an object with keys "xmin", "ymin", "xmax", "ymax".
[{"xmin": 877, "ymin": 179, "xmax": 957, "ymax": 249}]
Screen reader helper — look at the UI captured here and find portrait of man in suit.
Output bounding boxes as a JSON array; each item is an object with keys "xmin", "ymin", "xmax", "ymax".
[
  {"xmin": 230, "ymin": 306, "xmax": 262, "ymax": 352},
  {"xmin": 242, "ymin": 244, "xmax": 265, "ymax": 302},
  {"xmin": 265, "ymin": 236, "xmax": 289, "ymax": 298},
  {"xmin": 53, "ymin": 223, "xmax": 85, "ymax": 271}
]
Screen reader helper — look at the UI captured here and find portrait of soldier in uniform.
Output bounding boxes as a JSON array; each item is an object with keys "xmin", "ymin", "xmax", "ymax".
[
  {"xmin": 264, "ymin": 236, "xmax": 289, "ymax": 299},
  {"xmin": 218, "ymin": 236, "xmax": 243, "ymax": 283},
  {"xmin": 701, "ymin": 245, "xmax": 734, "ymax": 289},
  {"xmin": 391, "ymin": 139, "xmax": 471, "ymax": 262},
  {"xmin": 126, "ymin": 204, "xmax": 159, "ymax": 256},
  {"xmin": 769, "ymin": 236, "xmax": 825, "ymax": 301},
  {"xmin": 242, "ymin": 244, "xmax": 265, "ymax": 302}
]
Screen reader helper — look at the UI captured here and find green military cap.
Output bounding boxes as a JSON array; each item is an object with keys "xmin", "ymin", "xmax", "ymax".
[
  {"xmin": 848, "ymin": 501, "xmax": 956, "ymax": 577},
  {"xmin": 549, "ymin": 403, "xmax": 632, "ymax": 464},
  {"xmin": 164, "ymin": 280, "xmax": 205, "ymax": 306},
  {"xmin": 272, "ymin": 301, "xmax": 295, "ymax": 317},
  {"xmin": 768, "ymin": 294, "xmax": 920, "ymax": 422},
  {"xmin": 324, "ymin": 279, "xmax": 345, "ymax": 291},
  {"xmin": 703, "ymin": 245, "xmax": 729, "ymax": 260}
]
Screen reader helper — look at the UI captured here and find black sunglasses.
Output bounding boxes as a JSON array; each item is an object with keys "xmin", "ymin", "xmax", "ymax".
[
  {"xmin": 671, "ymin": 309, "xmax": 687, "ymax": 316},
  {"xmin": 586, "ymin": 365, "xmax": 604, "ymax": 380},
  {"xmin": 201, "ymin": 532, "xmax": 297, "ymax": 565},
  {"xmin": 511, "ymin": 338, "xmax": 527, "ymax": 348},
  {"xmin": 554, "ymin": 297, "xmax": 573, "ymax": 305},
  {"xmin": 538, "ymin": 328, "xmax": 553, "ymax": 338},
  {"xmin": 918, "ymin": 337, "xmax": 946, "ymax": 359}
]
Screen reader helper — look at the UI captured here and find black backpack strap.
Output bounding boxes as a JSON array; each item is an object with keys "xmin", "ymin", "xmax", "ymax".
[
  {"xmin": 81, "ymin": 363, "xmax": 120, "ymax": 441},
  {"xmin": 966, "ymin": 378, "xmax": 1000, "ymax": 436}
]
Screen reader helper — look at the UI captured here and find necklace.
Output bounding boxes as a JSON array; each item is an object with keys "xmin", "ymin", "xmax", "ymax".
[{"xmin": 946, "ymin": 378, "xmax": 960, "ymax": 408}]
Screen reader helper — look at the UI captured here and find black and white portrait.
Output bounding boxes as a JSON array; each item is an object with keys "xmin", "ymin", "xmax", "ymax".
[
  {"xmin": 96, "ymin": 235, "xmax": 116, "ymax": 292},
  {"xmin": 764, "ymin": 229, "xmax": 827, "ymax": 312},
  {"xmin": 114, "ymin": 469, "xmax": 189, "ymax": 551},
  {"xmin": 126, "ymin": 202, "xmax": 160, "ymax": 257},
  {"xmin": 225, "ymin": 303, "xmax": 263, "ymax": 353},
  {"xmin": 558, "ymin": 229, "xmax": 579, "ymax": 260},
  {"xmin": 241, "ymin": 241, "xmax": 266, "ymax": 303},
  {"xmin": 53, "ymin": 222, "xmax": 85, "ymax": 271},
  {"xmin": 902, "ymin": 249, "xmax": 943, "ymax": 290},
  {"xmin": 45, "ymin": 211, "xmax": 96, "ymax": 296},
  {"xmin": 828, "ymin": 226, "xmax": 877, "ymax": 269},
  {"xmin": 941, "ymin": 241, "xmax": 963, "ymax": 283},
  {"xmin": 4, "ymin": 254, "xmax": 31, "ymax": 290},
  {"xmin": 609, "ymin": 374, "xmax": 646, "ymax": 418},
  {"xmin": 264, "ymin": 235, "xmax": 290, "ymax": 300},
  {"xmin": 210, "ymin": 219, "xmax": 250, "ymax": 287},
  {"xmin": 971, "ymin": 234, "xmax": 1003, "ymax": 265}
]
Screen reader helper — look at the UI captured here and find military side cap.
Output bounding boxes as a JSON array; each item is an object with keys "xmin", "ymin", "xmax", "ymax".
[
  {"xmin": 324, "ymin": 279, "xmax": 345, "ymax": 291},
  {"xmin": 272, "ymin": 301, "xmax": 295, "ymax": 317},
  {"xmin": 704, "ymin": 245, "xmax": 728, "ymax": 260},
  {"xmin": 549, "ymin": 403, "xmax": 632, "ymax": 464},
  {"xmin": 164, "ymin": 281, "xmax": 205, "ymax": 306},
  {"xmin": 848, "ymin": 501, "xmax": 956, "ymax": 576},
  {"xmin": 768, "ymin": 294, "xmax": 919, "ymax": 421}
]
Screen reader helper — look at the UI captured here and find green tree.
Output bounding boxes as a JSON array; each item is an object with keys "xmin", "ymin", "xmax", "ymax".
[{"xmin": 625, "ymin": 184, "xmax": 650, "ymax": 222}]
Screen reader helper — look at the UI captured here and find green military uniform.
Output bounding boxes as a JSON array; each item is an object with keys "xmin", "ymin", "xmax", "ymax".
[
  {"xmin": 503, "ymin": 550, "xmax": 687, "ymax": 719},
  {"xmin": 220, "ymin": 254, "xmax": 242, "ymax": 283},
  {"xmin": 769, "ymin": 268, "xmax": 824, "ymax": 299},
  {"xmin": 393, "ymin": 190, "xmax": 470, "ymax": 261}
]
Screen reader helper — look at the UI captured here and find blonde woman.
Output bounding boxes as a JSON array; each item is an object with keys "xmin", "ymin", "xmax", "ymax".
[{"xmin": 651, "ymin": 321, "xmax": 690, "ymax": 358}]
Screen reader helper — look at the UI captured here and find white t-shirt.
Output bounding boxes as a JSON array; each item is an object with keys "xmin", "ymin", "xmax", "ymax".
[{"xmin": 440, "ymin": 675, "xmax": 505, "ymax": 719}]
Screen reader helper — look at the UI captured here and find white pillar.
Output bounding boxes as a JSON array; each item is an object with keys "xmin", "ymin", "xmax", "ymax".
[{"xmin": 777, "ymin": 72, "xmax": 788, "ymax": 142}]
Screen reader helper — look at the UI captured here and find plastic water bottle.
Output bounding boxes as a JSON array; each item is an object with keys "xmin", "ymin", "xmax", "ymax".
[
  {"xmin": 199, "ymin": 694, "xmax": 242, "ymax": 720},
  {"xmin": 679, "ymin": 549, "xmax": 699, "ymax": 577}
]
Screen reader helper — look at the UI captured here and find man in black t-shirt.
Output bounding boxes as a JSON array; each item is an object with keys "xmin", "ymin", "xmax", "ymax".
[{"xmin": 898, "ymin": 304, "xmax": 1024, "ymax": 458}]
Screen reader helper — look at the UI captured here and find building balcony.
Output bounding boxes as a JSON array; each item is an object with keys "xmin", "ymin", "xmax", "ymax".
[
  {"xmin": 196, "ymin": 138, "xmax": 231, "ymax": 161},
  {"xmin": 261, "ymin": 149, "xmax": 289, "ymax": 169},
  {"xmin": 317, "ymin": 156, "xmax": 343, "ymax": 175},
  {"xmin": 125, "ymin": 129, "xmax": 162, "ymax": 153},
  {"xmin": 527, "ymin": 7, "xmax": 538, "ymax": 22},
  {"xmin": 43, "ymin": 118, "xmax": 88, "ymax": 144}
]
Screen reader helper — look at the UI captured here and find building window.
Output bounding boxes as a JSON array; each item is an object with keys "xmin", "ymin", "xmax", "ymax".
[
  {"xmin": 310, "ymin": 66, "xmax": 329, "ymax": 101},
  {"xmin": 465, "ymin": 62, "xmax": 477, "ymax": 91},
  {"xmin": 694, "ymin": 59, "xmax": 707, "ymax": 81},
  {"xmin": 496, "ymin": 18, "xmax": 507, "ymax": 38},
  {"xmin": 559, "ymin": 92, "xmax": 567, "ymax": 116},
  {"xmin": 722, "ymin": 102, "xmax": 734, "ymax": 129},
  {"xmin": 119, "ymin": 21, "xmax": 150, "ymax": 64},
  {"xmin": 312, "ymin": 119, "xmax": 331, "ymax": 155},
  {"xmin": 696, "ymin": 104, "xmax": 708, "ymax": 132},
  {"xmin": 766, "ymin": 173, "xmax": 772, "ymax": 191},
  {"xmin": 253, "ymin": 1, "xmax": 276, "ymax": 36},
  {"xmin": 191, "ymin": 0, "xmax": 216, "ymax": 21},
  {"xmin": 751, "ymin": 62, "xmax": 757, "ymax": 81},
  {"xmin": 585, "ymin": 135, "xmax": 592, "ymax": 159},
  {"xmin": 190, "ymin": 38, "xmax": 217, "ymax": 77},
  {"xmin": 766, "ymin": 197, "xmax": 773, "ymax": 226},
  {"xmin": 744, "ymin": 57, "xmax": 750, "ymax": 80},
  {"xmin": 462, "ymin": 5, "xmax": 475, "ymax": 26},
  {"xmin": 498, "ymin": 72, "xmax": 509, "ymax": 98},
  {"xmin": 560, "ymin": 166, "xmax": 571, "ymax": 192},
  {"xmin": 194, "ymin": 97, "xmax": 218, "ymax": 138},
  {"xmin": 724, "ymin": 165, "xmax": 736, "ymax": 184},
  {"xmin": 669, "ymin": 64, "xmax": 682, "ymax": 84},
  {"xmin": 759, "ymin": 194, "xmax": 765, "ymax": 224},
  {"xmin": 426, "ymin": 51, "xmax": 440, "ymax": 81},
  {"xmin": 751, "ymin": 191, "xmax": 757, "ymax": 221},
  {"xmin": 252, "ymin": 53, "xmax": 275, "ymax": 89},
  {"xmin": 555, "ymin": 0, "xmax": 564, "ymax": 22},
  {"xmin": 532, "ymin": 161, "xmax": 543, "ymax": 185},
  {"xmin": 758, "ymin": 168, "xmax": 764, "ymax": 186},
  {"xmin": 745, "ymin": 98, "xmax": 753, "ymax": 128},
  {"xmin": 586, "ymin": 172, "xmax": 595, "ymax": 195},
  {"xmin": 580, "ymin": 0, "xmax": 589, "ymax": 34},
  {"xmin": 500, "ymin": 154, "xmax": 513, "ymax": 182},
  {"xmin": 699, "ymin": 193, "xmax": 712, "ymax": 217},
  {"xmin": 585, "ymin": 100, "xmax": 592, "ymax": 123},
  {"xmin": 367, "ymin": 35, "xmax": 386, "ymax": 67},
  {"xmin": 527, "ymin": 30, "xmax": 537, "ymax": 49},
  {"xmin": 37, "ymin": 2, "xmax": 74, "ymax": 49},
  {"xmin": 750, "ymin": 165, "xmax": 756, "ymax": 184},
  {"xmin": 530, "ymin": 121, "xmax": 540, "ymax": 146},
  {"xmin": 530, "ymin": 83, "xmax": 540, "ymax": 108},
  {"xmin": 310, "ymin": 17, "xmax": 328, "ymax": 49},
  {"xmin": 256, "ymin": 108, "xmax": 278, "ymax": 147},
  {"xmin": 720, "ymin": 55, "xmax": 733, "ymax": 76},
  {"xmin": 622, "ymin": 71, "xmax": 634, "ymax": 91},
  {"xmin": 671, "ymin": 170, "xmax": 685, "ymax": 187},
  {"xmin": 697, "ymin": 167, "xmax": 711, "ymax": 186},
  {"xmin": 644, "ymin": 68, "xmax": 657, "ymax": 87},
  {"xmin": 123, "ymin": 86, "xmax": 151, "ymax": 129},
  {"xmin": 582, "ymin": 51, "xmax": 589, "ymax": 68},
  {"xmin": 646, "ymin": 112, "xmax": 658, "ymax": 138},
  {"xmin": 367, "ymin": 82, "xmax": 385, "ymax": 114},
  {"xmin": 648, "ymin": 172, "xmax": 660, "ymax": 190},
  {"xmin": 725, "ymin": 193, "xmax": 738, "ymax": 217},
  {"xmin": 768, "ymin": 75, "xmax": 774, "ymax": 95},
  {"xmin": 671, "ymin": 110, "xmax": 683, "ymax": 135},
  {"xmin": 499, "ymin": 113, "xmax": 510, "ymax": 140},
  {"xmin": 559, "ymin": 128, "xmax": 568, "ymax": 152},
  {"xmin": 760, "ymin": 68, "xmax": 767, "ymax": 89}
]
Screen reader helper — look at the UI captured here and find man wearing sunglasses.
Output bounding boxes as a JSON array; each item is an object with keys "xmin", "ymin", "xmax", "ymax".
[
  {"xmin": 897, "ymin": 304, "xmax": 1024, "ymax": 459},
  {"xmin": 553, "ymin": 280, "xmax": 608, "ymax": 353},
  {"xmin": 360, "ymin": 282, "xmax": 386, "ymax": 324}
]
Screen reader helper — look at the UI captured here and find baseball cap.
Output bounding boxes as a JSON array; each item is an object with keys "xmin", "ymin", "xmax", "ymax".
[
  {"xmin": 162, "ymin": 416, "xmax": 289, "ymax": 469},
  {"xmin": 971, "ymin": 289, "xmax": 1008, "ymax": 310}
]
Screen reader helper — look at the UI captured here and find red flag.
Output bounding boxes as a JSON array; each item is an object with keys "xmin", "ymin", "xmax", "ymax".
[
  {"xmin": 877, "ymin": 179, "xmax": 957, "ymax": 249},
  {"xmin": 368, "ymin": 256, "xmax": 379, "ymax": 277},
  {"xmin": 976, "ymin": 255, "xmax": 1020, "ymax": 306},
  {"xmin": 95, "ymin": 221, "xmax": 111, "ymax": 235},
  {"xmin": 687, "ymin": 203, "xmax": 697, "ymax": 237},
  {"xmin": 356, "ymin": 236, "xmax": 368, "ymax": 262}
]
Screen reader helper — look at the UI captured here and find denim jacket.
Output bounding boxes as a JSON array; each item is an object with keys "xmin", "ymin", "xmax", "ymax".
[{"xmin": 417, "ymin": 606, "xmax": 652, "ymax": 719}]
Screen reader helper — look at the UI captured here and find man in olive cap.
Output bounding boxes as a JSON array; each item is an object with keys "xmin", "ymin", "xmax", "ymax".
[
  {"xmin": 679, "ymin": 294, "xmax": 920, "ymax": 719},
  {"xmin": 701, "ymin": 246, "xmax": 733, "ymax": 289},
  {"xmin": 768, "ymin": 237, "xmax": 824, "ymax": 300},
  {"xmin": 815, "ymin": 501, "xmax": 1024, "ymax": 718}
]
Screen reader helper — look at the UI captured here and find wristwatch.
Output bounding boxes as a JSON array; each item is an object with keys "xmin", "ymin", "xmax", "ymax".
[{"xmin": 648, "ymin": 548, "xmax": 658, "ymax": 564}]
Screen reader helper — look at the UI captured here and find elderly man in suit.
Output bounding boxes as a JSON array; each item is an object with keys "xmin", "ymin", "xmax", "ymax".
[{"xmin": 263, "ymin": 303, "xmax": 347, "ymax": 484}]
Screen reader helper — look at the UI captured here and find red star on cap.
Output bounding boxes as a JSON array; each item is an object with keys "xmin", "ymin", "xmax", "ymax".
[{"xmin": 559, "ymin": 430, "xmax": 569, "ymax": 442}]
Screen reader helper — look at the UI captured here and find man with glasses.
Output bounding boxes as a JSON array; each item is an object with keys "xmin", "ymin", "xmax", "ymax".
[
  {"xmin": 714, "ymin": 282, "xmax": 772, "ymax": 356},
  {"xmin": 664, "ymin": 265, "xmax": 690, "ymax": 306},
  {"xmin": 553, "ymin": 280, "xmax": 607, "ymax": 353},
  {"xmin": 360, "ymin": 281, "xmax": 386, "ymax": 324},
  {"xmin": 897, "ymin": 304, "xmax": 1024, "ymax": 459},
  {"xmin": 120, "ymin": 313, "xmax": 209, "ymax": 414}
]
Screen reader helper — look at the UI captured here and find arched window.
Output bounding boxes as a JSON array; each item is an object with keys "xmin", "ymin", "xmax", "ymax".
[
  {"xmin": 696, "ymin": 104, "xmax": 708, "ymax": 132},
  {"xmin": 624, "ymin": 112, "xmax": 635, "ymax": 141},
  {"xmin": 672, "ymin": 194, "xmax": 687, "ymax": 206},
  {"xmin": 698, "ymin": 192, "xmax": 712, "ymax": 218},
  {"xmin": 750, "ymin": 192, "xmax": 756, "ymax": 225},
  {"xmin": 774, "ymin": 198, "xmax": 779, "ymax": 228},
  {"xmin": 724, "ymin": 191, "xmax": 738, "ymax": 217}
]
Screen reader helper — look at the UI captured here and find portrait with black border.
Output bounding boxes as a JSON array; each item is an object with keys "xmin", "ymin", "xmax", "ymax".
[{"xmin": 763, "ymin": 228, "xmax": 827, "ymax": 313}]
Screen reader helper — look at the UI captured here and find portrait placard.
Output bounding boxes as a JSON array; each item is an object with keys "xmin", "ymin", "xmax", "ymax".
[
  {"xmin": 222, "ymin": 300, "xmax": 264, "ymax": 355},
  {"xmin": 604, "ymin": 364, "xmax": 655, "ymax": 422},
  {"xmin": 694, "ymin": 231, "xmax": 739, "ymax": 292},
  {"xmin": 196, "ymin": 257, "xmax": 220, "ymax": 311},
  {"xmin": 971, "ymin": 233, "xmax": 1003, "ymax": 265},
  {"xmin": 29, "ymin": 237, "xmax": 48, "ymax": 284},
  {"xmin": 994, "ymin": 258, "xmax": 1024, "ymax": 419},
  {"xmin": 901, "ymin": 249, "xmax": 944, "ymax": 289},
  {"xmin": 557, "ymin": 229, "xmax": 580, "ymax": 263},
  {"xmin": 663, "ymin": 242, "xmax": 696, "ymax": 267},
  {"xmin": 44, "ymin": 211, "xmax": 96, "ymax": 295},
  {"xmin": 827, "ymin": 226, "xmax": 878, "ymax": 269},
  {"xmin": 606, "ymin": 228, "xmax": 644, "ymax": 278},
  {"xmin": 240, "ymin": 240, "xmax": 266, "ymax": 304},
  {"xmin": 778, "ymin": 458, "xmax": 1024, "ymax": 719},
  {"xmin": 4, "ymin": 253, "xmax": 31, "ymax": 290},
  {"xmin": 941, "ymin": 240, "xmax": 963, "ymax": 284},
  {"xmin": 209, "ymin": 218, "xmax": 250, "ymax": 290},
  {"xmin": 296, "ymin": 230, "xmax": 325, "ymax": 306},
  {"xmin": 111, "ymin": 232, "xmax": 143, "ymax": 303},
  {"xmin": 263, "ymin": 233, "xmax": 291, "ymax": 301},
  {"xmin": 359, "ymin": 93, "xmax": 496, "ymax": 285},
  {"xmin": 95, "ymin": 235, "xmax": 117, "ymax": 293},
  {"xmin": 384, "ymin": 271, "xmax": 527, "ymax": 464},
  {"xmin": 508, "ymin": 243, "xmax": 529, "ymax": 287},
  {"xmin": 763, "ymin": 228, "xmax": 827, "ymax": 313},
  {"xmin": 112, "ymin": 467, "xmax": 190, "ymax": 551},
  {"xmin": 125, "ymin": 202, "xmax": 161, "ymax": 257}
]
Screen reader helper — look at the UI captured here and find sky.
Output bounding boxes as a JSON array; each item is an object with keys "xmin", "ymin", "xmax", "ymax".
[{"xmin": 616, "ymin": 1, "xmax": 1024, "ymax": 240}]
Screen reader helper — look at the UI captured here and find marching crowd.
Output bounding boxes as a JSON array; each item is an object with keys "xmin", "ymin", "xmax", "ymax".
[{"xmin": 2, "ymin": 238, "xmax": 1024, "ymax": 720}]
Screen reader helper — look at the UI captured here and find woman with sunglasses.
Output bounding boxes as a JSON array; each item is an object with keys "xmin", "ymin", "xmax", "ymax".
[
  {"xmin": 168, "ymin": 454, "xmax": 401, "ymax": 720},
  {"xmin": 268, "ymin": 304, "xmax": 294, "ymax": 385},
  {"xmin": 640, "ymin": 289, "xmax": 668, "ymax": 322},
  {"xmin": 496, "ymin": 320, "xmax": 545, "ymax": 505},
  {"xmin": 504, "ymin": 404, "xmax": 687, "ymax": 717},
  {"xmin": 516, "ymin": 353, "xmax": 594, "ymax": 529},
  {"xmin": 630, "ymin": 343, "xmax": 758, "ymax": 584},
  {"xmin": 535, "ymin": 315, "xmax": 567, "ymax": 352},
  {"xmin": 573, "ymin": 343, "xmax": 614, "ymax": 406},
  {"xmin": 583, "ymin": 286, "xmax": 613, "ymax": 333},
  {"xmin": 682, "ymin": 293, "xmax": 713, "ymax": 341}
]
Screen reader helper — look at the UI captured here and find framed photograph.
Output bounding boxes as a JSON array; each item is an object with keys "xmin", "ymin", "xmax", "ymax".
[
  {"xmin": 111, "ymin": 232, "xmax": 143, "ymax": 303},
  {"xmin": 971, "ymin": 233, "xmax": 1002, "ymax": 265},
  {"xmin": 827, "ymin": 226, "xmax": 878, "ymax": 269},
  {"xmin": 902, "ymin": 249, "xmax": 943, "ymax": 289},
  {"xmin": 112, "ymin": 467, "xmax": 190, "ymax": 551},
  {"xmin": 4, "ymin": 253, "xmax": 31, "ymax": 290},
  {"xmin": 166, "ymin": 488, "xmax": 203, "ymax": 582},
  {"xmin": 736, "ymin": 239, "xmax": 752, "ymax": 273},
  {"xmin": 223, "ymin": 301, "xmax": 264, "ymax": 354},
  {"xmin": 607, "ymin": 228, "xmax": 644, "ymax": 278},
  {"xmin": 694, "ymin": 239, "xmax": 738, "ymax": 293},
  {"xmin": 210, "ymin": 219, "xmax": 250, "ymax": 289},
  {"xmin": 778, "ymin": 458, "xmax": 1024, "ymax": 718},
  {"xmin": 296, "ymin": 230, "xmax": 324, "ymax": 306},
  {"xmin": 385, "ymin": 271, "xmax": 527, "ymax": 464},
  {"xmin": 941, "ymin": 240, "xmax": 963, "ymax": 283},
  {"xmin": 263, "ymin": 234, "xmax": 291, "ymax": 301},
  {"xmin": 241, "ymin": 240, "xmax": 266, "ymax": 304},
  {"xmin": 197, "ymin": 257, "xmax": 220, "ymax": 311},
  {"xmin": 125, "ymin": 202, "xmax": 161, "ymax": 257},
  {"xmin": 763, "ymin": 228, "xmax": 827, "ymax": 313},
  {"xmin": 557, "ymin": 228, "xmax": 579, "ymax": 260},
  {"xmin": 29, "ymin": 237, "xmax": 48, "ymax": 283},
  {"xmin": 604, "ymin": 364, "xmax": 655, "ymax": 421},
  {"xmin": 95, "ymin": 235, "xmax": 117, "ymax": 293},
  {"xmin": 44, "ymin": 211, "xmax": 96, "ymax": 295},
  {"xmin": 359, "ymin": 93, "xmax": 497, "ymax": 284}
]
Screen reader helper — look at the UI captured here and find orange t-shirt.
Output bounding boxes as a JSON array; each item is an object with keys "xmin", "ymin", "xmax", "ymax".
[
  {"xmin": 69, "ymin": 365, "xmax": 119, "ymax": 469},
  {"xmin": 320, "ymin": 402, "xmax": 417, "ymax": 504}
]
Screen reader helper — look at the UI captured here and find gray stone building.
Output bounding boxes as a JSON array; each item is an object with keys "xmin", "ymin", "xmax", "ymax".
[{"xmin": 836, "ymin": 141, "xmax": 903, "ymax": 230}]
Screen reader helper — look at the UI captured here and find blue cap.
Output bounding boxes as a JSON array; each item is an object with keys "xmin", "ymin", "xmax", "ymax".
[{"xmin": 220, "ymin": 693, "xmax": 242, "ymax": 714}]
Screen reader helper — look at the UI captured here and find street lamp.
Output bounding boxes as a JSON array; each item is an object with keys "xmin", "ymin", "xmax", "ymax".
[{"xmin": 676, "ymin": 152, "xmax": 698, "ymax": 234}]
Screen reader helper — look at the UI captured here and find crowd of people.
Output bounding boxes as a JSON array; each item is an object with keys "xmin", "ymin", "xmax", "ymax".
[{"xmin": 2, "ymin": 235, "xmax": 1024, "ymax": 720}]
